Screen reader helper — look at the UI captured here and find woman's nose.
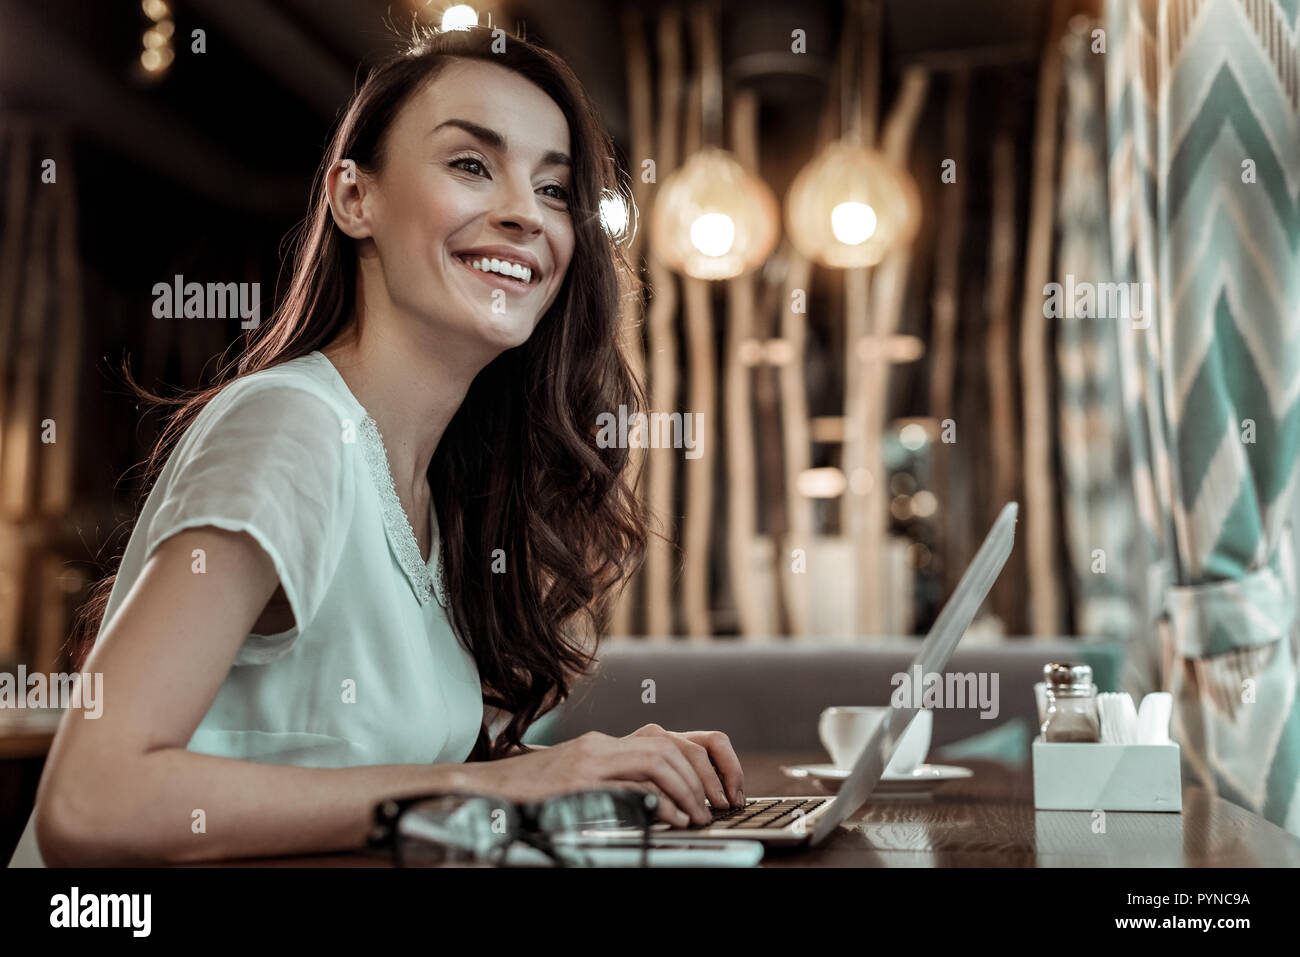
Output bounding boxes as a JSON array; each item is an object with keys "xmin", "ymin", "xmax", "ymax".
[{"xmin": 490, "ymin": 177, "xmax": 545, "ymax": 235}]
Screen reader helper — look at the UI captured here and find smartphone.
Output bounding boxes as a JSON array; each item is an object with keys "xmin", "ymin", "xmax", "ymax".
[{"xmin": 503, "ymin": 839, "xmax": 764, "ymax": 867}]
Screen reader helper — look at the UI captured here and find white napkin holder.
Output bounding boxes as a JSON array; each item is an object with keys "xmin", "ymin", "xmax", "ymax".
[{"xmin": 1032, "ymin": 737, "xmax": 1182, "ymax": 812}]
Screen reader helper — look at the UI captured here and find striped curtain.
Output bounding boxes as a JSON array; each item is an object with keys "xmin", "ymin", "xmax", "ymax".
[
  {"xmin": 1106, "ymin": 0, "xmax": 1300, "ymax": 833},
  {"xmin": 1055, "ymin": 17, "xmax": 1142, "ymax": 643}
]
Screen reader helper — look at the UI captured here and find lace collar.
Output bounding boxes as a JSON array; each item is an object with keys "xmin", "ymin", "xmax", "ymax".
[{"xmin": 310, "ymin": 351, "xmax": 448, "ymax": 609}]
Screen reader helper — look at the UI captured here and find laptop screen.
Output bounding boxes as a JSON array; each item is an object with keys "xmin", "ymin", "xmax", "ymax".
[{"xmin": 810, "ymin": 502, "xmax": 1018, "ymax": 844}]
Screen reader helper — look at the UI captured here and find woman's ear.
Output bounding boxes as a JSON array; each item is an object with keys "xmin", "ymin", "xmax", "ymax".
[{"xmin": 326, "ymin": 159, "xmax": 372, "ymax": 239}]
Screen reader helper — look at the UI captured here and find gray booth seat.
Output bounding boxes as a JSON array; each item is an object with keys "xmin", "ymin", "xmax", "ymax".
[{"xmin": 534, "ymin": 638, "xmax": 1125, "ymax": 761}]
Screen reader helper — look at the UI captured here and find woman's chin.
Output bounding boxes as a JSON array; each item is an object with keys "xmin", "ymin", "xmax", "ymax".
[{"xmin": 475, "ymin": 312, "xmax": 541, "ymax": 351}]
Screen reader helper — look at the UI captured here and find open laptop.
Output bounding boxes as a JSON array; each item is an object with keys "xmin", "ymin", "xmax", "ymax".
[{"xmin": 647, "ymin": 502, "xmax": 1019, "ymax": 847}]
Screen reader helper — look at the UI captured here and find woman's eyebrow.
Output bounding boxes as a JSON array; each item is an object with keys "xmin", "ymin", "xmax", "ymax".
[{"xmin": 432, "ymin": 118, "xmax": 571, "ymax": 169}]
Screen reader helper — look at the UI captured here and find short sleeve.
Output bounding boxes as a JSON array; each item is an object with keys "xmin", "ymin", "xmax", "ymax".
[{"xmin": 144, "ymin": 380, "xmax": 354, "ymax": 664}]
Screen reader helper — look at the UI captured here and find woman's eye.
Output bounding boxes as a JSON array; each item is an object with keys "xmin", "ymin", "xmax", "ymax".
[
  {"xmin": 450, "ymin": 156, "xmax": 487, "ymax": 176},
  {"xmin": 450, "ymin": 157, "xmax": 567, "ymax": 204}
]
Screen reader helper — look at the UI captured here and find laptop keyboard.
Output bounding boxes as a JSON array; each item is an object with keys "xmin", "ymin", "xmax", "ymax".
[{"xmin": 705, "ymin": 797, "xmax": 827, "ymax": 829}]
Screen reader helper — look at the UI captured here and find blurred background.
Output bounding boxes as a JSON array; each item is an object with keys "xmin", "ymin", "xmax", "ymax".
[{"xmin": 2, "ymin": 0, "xmax": 1299, "ymax": 857}]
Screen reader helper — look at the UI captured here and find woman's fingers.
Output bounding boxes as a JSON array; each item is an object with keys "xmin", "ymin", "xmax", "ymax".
[
  {"xmin": 627, "ymin": 724, "xmax": 734, "ymax": 812},
  {"xmin": 672, "ymin": 737, "xmax": 732, "ymax": 810},
  {"xmin": 562, "ymin": 727, "xmax": 741, "ymax": 826},
  {"xmin": 601, "ymin": 736, "xmax": 709, "ymax": 825},
  {"xmin": 639, "ymin": 740, "xmax": 711, "ymax": 825},
  {"xmin": 680, "ymin": 730, "xmax": 745, "ymax": 806}
]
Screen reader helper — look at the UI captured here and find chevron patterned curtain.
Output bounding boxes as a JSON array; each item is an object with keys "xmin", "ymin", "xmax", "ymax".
[{"xmin": 1106, "ymin": 0, "xmax": 1300, "ymax": 834}]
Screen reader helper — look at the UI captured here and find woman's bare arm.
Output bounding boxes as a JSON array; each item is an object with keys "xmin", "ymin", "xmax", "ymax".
[{"xmin": 35, "ymin": 527, "xmax": 494, "ymax": 866}]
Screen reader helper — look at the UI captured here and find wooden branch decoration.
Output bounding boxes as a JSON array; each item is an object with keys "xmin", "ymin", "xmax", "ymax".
[
  {"xmin": 643, "ymin": 7, "xmax": 683, "ymax": 639},
  {"xmin": 1019, "ymin": 0, "xmax": 1069, "ymax": 636},
  {"xmin": 611, "ymin": 5, "xmax": 655, "ymax": 638},
  {"xmin": 680, "ymin": 3, "xmax": 714, "ymax": 639},
  {"xmin": 928, "ymin": 71, "xmax": 969, "ymax": 597},
  {"xmin": 843, "ymin": 261, "xmax": 872, "ymax": 636},
  {"xmin": 858, "ymin": 67, "xmax": 930, "ymax": 635},
  {"xmin": 0, "ymin": 123, "xmax": 33, "ymax": 519},
  {"xmin": 779, "ymin": 249, "xmax": 815, "ymax": 636},
  {"xmin": 724, "ymin": 88, "xmax": 763, "ymax": 637},
  {"xmin": 4, "ymin": 156, "xmax": 56, "ymax": 517},
  {"xmin": 986, "ymin": 120, "xmax": 1020, "ymax": 630}
]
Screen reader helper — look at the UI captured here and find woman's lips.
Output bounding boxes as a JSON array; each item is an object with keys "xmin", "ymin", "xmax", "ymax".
[{"xmin": 454, "ymin": 255, "xmax": 535, "ymax": 295}]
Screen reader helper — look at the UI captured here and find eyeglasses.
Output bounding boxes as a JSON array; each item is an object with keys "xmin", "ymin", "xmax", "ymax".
[{"xmin": 367, "ymin": 788, "xmax": 660, "ymax": 868}]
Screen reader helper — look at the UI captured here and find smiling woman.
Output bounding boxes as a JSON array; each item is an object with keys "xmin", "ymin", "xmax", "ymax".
[
  {"xmin": 10, "ymin": 23, "xmax": 745, "ymax": 868},
  {"xmin": 325, "ymin": 54, "xmax": 579, "ymax": 354}
]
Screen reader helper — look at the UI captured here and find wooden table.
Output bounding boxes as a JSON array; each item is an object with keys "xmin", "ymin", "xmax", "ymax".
[{"xmin": 198, "ymin": 751, "xmax": 1300, "ymax": 867}]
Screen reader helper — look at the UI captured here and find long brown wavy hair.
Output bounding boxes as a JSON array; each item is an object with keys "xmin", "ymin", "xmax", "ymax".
[{"xmin": 71, "ymin": 24, "xmax": 647, "ymax": 761}]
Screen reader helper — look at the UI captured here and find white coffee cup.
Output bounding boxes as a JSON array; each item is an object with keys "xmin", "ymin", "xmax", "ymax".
[{"xmin": 818, "ymin": 706, "xmax": 933, "ymax": 774}]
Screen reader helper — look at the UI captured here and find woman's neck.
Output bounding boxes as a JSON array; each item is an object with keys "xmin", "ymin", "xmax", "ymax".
[{"xmin": 320, "ymin": 318, "xmax": 476, "ymax": 504}]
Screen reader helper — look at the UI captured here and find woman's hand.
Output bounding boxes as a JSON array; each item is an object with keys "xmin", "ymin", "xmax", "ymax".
[
  {"xmin": 619, "ymin": 725, "xmax": 746, "ymax": 822},
  {"xmin": 478, "ymin": 724, "xmax": 745, "ymax": 828}
]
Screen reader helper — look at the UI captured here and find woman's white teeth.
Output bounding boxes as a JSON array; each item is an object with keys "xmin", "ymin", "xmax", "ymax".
[{"xmin": 465, "ymin": 256, "xmax": 532, "ymax": 283}]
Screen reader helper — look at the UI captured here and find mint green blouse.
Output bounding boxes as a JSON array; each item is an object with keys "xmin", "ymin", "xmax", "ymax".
[{"xmin": 10, "ymin": 351, "xmax": 486, "ymax": 866}]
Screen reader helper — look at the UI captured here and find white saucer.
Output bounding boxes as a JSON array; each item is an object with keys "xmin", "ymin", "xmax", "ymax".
[{"xmin": 780, "ymin": 763, "xmax": 972, "ymax": 793}]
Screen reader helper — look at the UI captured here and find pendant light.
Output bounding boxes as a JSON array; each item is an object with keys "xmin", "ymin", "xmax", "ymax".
[
  {"xmin": 648, "ymin": 8, "xmax": 779, "ymax": 280},
  {"xmin": 784, "ymin": 1, "xmax": 919, "ymax": 268}
]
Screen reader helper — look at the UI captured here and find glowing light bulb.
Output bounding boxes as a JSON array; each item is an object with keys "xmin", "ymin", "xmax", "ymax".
[
  {"xmin": 649, "ymin": 147, "xmax": 779, "ymax": 279},
  {"xmin": 785, "ymin": 140, "xmax": 920, "ymax": 268},
  {"xmin": 440, "ymin": 5, "xmax": 478, "ymax": 31},
  {"xmin": 689, "ymin": 213, "xmax": 735, "ymax": 257},
  {"xmin": 831, "ymin": 202, "xmax": 877, "ymax": 246}
]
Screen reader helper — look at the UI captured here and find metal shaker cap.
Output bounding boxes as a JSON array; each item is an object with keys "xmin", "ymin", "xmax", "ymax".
[{"xmin": 1044, "ymin": 662, "xmax": 1093, "ymax": 692}]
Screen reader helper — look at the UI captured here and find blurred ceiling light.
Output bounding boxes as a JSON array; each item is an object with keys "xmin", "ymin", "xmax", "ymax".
[
  {"xmin": 138, "ymin": 0, "xmax": 174, "ymax": 80},
  {"xmin": 797, "ymin": 467, "xmax": 847, "ymax": 499},
  {"xmin": 898, "ymin": 423, "xmax": 928, "ymax": 451},
  {"xmin": 440, "ymin": 5, "xmax": 478, "ymax": 32},
  {"xmin": 140, "ymin": 47, "xmax": 174, "ymax": 73},
  {"xmin": 912, "ymin": 490, "xmax": 937, "ymax": 518},
  {"xmin": 785, "ymin": 140, "xmax": 920, "ymax": 269},
  {"xmin": 599, "ymin": 187, "xmax": 635, "ymax": 244},
  {"xmin": 649, "ymin": 147, "xmax": 779, "ymax": 280}
]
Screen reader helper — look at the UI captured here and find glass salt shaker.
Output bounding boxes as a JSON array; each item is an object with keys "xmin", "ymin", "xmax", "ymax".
[{"xmin": 1041, "ymin": 663, "xmax": 1100, "ymax": 743}]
